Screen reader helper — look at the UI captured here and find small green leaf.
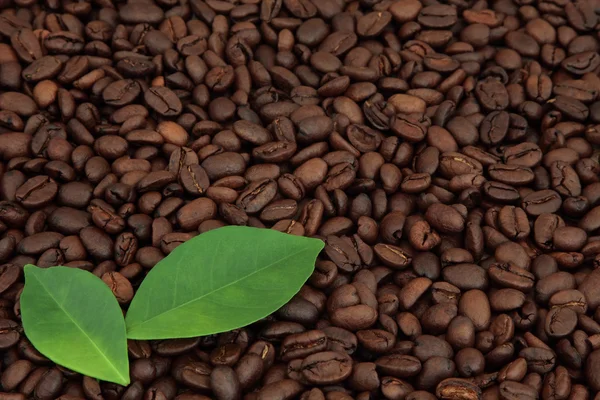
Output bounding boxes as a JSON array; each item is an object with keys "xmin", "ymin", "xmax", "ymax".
[
  {"xmin": 125, "ymin": 226, "xmax": 324, "ymax": 339},
  {"xmin": 21, "ymin": 265, "xmax": 129, "ymax": 385}
]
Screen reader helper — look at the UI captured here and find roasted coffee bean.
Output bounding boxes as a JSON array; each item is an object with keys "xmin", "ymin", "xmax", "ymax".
[
  {"xmin": 280, "ymin": 330, "xmax": 327, "ymax": 361},
  {"xmin": 522, "ymin": 190, "xmax": 562, "ymax": 216},
  {"xmin": 375, "ymin": 353, "xmax": 422, "ymax": 379},
  {"xmin": 15, "ymin": 176, "xmax": 58, "ymax": 209},
  {"xmin": 33, "ymin": 368, "xmax": 63, "ymax": 400},
  {"xmin": 101, "ymin": 272, "xmax": 134, "ymax": 304},
  {"xmin": 436, "ymin": 378, "xmax": 481, "ymax": 400},
  {"xmin": 0, "ymin": 319, "xmax": 20, "ymax": 349},
  {"xmin": 210, "ymin": 366, "xmax": 240, "ymax": 400},
  {"xmin": 145, "ymin": 87, "xmax": 182, "ymax": 117},
  {"xmin": 0, "ymin": 264, "xmax": 20, "ymax": 294},
  {"xmin": 519, "ymin": 347, "xmax": 556, "ymax": 374},
  {"xmin": 489, "ymin": 262, "xmax": 535, "ymax": 292},
  {"xmin": 300, "ymin": 351, "xmax": 352, "ymax": 385},
  {"xmin": 374, "ymin": 243, "xmax": 412, "ymax": 269},
  {"xmin": 425, "ymin": 203, "xmax": 465, "ymax": 234},
  {"xmin": 180, "ymin": 165, "xmax": 210, "ymax": 196},
  {"xmin": 1, "ymin": 359, "xmax": 33, "ymax": 391},
  {"xmin": 236, "ymin": 179, "xmax": 277, "ymax": 214},
  {"xmin": 499, "ymin": 381, "xmax": 538, "ymax": 400}
]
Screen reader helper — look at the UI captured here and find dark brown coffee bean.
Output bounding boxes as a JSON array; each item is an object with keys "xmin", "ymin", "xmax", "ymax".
[
  {"xmin": 562, "ymin": 52, "xmax": 600, "ymax": 75},
  {"xmin": 436, "ymin": 378, "xmax": 481, "ymax": 400},
  {"xmin": 280, "ymin": 330, "xmax": 327, "ymax": 361},
  {"xmin": 488, "ymin": 164, "xmax": 534, "ymax": 186},
  {"xmin": 33, "ymin": 368, "xmax": 63, "ymax": 400},
  {"xmin": 1, "ymin": 359, "xmax": 33, "ymax": 391},
  {"xmin": 210, "ymin": 366, "xmax": 240, "ymax": 400},
  {"xmin": 519, "ymin": 347, "xmax": 556, "ymax": 374},
  {"xmin": 476, "ymin": 78, "xmax": 509, "ymax": 111},
  {"xmin": 425, "ymin": 203, "xmax": 465, "ymax": 234},
  {"xmin": 103, "ymin": 80, "xmax": 141, "ymax": 106},
  {"xmin": 499, "ymin": 381, "xmax": 538, "ymax": 400},
  {"xmin": 180, "ymin": 165, "xmax": 210, "ymax": 196},
  {"xmin": 357, "ymin": 11, "xmax": 392, "ymax": 37},
  {"xmin": 356, "ymin": 329, "xmax": 396, "ymax": 353},
  {"xmin": 300, "ymin": 351, "xmax": 352, "ymax": 385},
  {"xmin": 21, "ymin": 57, "xmax": 63, "ymax": 84},
  {"xmin": 0, "ymin": 264, "xmax": 20, "ymax": 294},
  {"xmin": 522, "ymin": 190, "xmax": 562, "ymax": 216},
  {"xmin": 256, "ymin": 380, "xmax": 303, "ymax": 400},
  {"xmin": 497, "ymin": 206, "xmax": 530, "ymax": 240},
  {"xmin": 15, "ymin": 176, "xmax": 58, "ymax": 209},
  {"xmin": 236, "ymin": 179, "xmax": 277, "ymax": 214},
  {"xmin": 145, "ymin": 87, "xmax": 182, "ymax": 117},
  {"xmin": 374, "ymin": 243, "xmax": 412, "ymax": 269},
  {"xmin": 0, "ymin": 319, "xmax": 20, "ymax": 349},
  {"xmin": 101, "ymin": 271, "xmax": 134, "ymax": 304},
  {"xmin": 488, "ymin": 262, "xmax": 535, "ymax": 292},
  {"xmin": 176, "ymin": 198, "xmax": 217, "ymax": 231}
]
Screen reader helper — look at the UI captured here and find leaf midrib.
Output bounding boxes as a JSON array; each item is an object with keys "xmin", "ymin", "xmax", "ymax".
[
  {"xmin": 30, "ymin": 271, "xmax": 127, "ymax": 384},
  {"xmin": 126, "ymin": 245, "xmax": 314, "ymax": 333}
]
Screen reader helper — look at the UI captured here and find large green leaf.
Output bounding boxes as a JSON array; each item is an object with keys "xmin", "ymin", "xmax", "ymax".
[
  {"xmin": 125, "ymin": 226, "xmax": 324, "ymax": 339},
  {"xmin": 21, "ymin": 265, "xmax": 129, "ymax": 385}
]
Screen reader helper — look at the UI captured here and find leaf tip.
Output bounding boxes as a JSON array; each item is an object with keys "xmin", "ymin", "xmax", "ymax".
[{"xmin": 116, "ymin": 374, "xmax": 131, "ymax": 386}]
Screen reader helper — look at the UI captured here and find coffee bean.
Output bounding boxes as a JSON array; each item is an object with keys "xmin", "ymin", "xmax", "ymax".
[
  {"xmin": 280, "ymin": 330, "xmax": 327, "ymax": 361},
  {"xmin": 0, "ymin": 319, "xmax": 20, "ymax": 349},
  {"xmin": 522, "ymin": 190, "xmax": 562, "ymax": 216},
  {"xmin": 418, "ymin": 5, "xmax": 456, "ymax": 28},
  {"xmin": 15, "ymin": 176, "xmax": 58, "ymax": 209},
  {"xmin": 79, "ymin": 226, "xmax": 113, "ymax": 261},
  {"xmin": 233, "ymin": 121, "xmax": 273, "ymax": 146},
  {"xmin": 357, "ymin": 329, "xmax": 396, "ymax": 353},
  {"xmin": 1, "ymin": 359, "xmax": 33, "ymax": 391},
  {"xmin": 499, "ymin": 381, "xmax": 538, "ymax": 400},
  {"xmin": 145, "ymin": 87, "xmax": 182, "ymax": 117},
  {"xmin": 176, "ymin": 198, "xmax": 217, "ymax": 231},
  {"xmin": 300, "ymin": 351, "xmax": 352, "ymax": 385},
  {"xmin": 102, "ymin": 272, "xmax": 134, "ymax": 304},
  {"xmin": 256, "ymin": 380, "xmax": 303, "ymax": 400},
  {"xmin": 488, "ymin": 164, "xmax": 534, "ymax": 186},
  {"xmin": 480, "ymin": 111, "xmax": 509, "ymax": 146},
  {"xmin": 210, "ymin": 366, "xmax": 240, "ymax": 400},
  {"xmin": 17, "ymin": 232, "xmax": 63, "ymax": 256},
  {"xmin": 236, "ymin": 179, "xmax": 277, "ymax": 214},
  {"xmin": 33, "ymin": 368, "xmax": 63, "ymax": 400},
  {"xmin": 436, "ymin": 378, "xmax": 481, "ymax": 400},
  {"xmin": 476, "ymin": 78, "xmax": 509, "ymax": 111},
  {"xmin": 0, "ymin": 264, "xmax": 20, "ymax": 294},
  {"xmin": 519, "ymin": 347, "xmax": 556, "ymax": 374},
  {"xmin": 374, "ymin": 243, "xmax": 412, "ymax": 269},
  {"xmin": 425, "ymin": 203, "xmax": 465, "ymax": 234},
  {"xmin": 488, "ymin": 262, "xmax": 535, "ymax": 292},
  {"xmin": 180, "ymin": 165, "xmax": 210, "ymax": 196}
]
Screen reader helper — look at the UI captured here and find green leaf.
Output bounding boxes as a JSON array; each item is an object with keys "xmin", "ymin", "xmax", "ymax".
[
  {"xmin": 125, "ymin": 226, "xmax": 324, "ymax": 339},
  {"xmin": 21, "ymin": 265, "xmax": 129, "ymax": 385}
]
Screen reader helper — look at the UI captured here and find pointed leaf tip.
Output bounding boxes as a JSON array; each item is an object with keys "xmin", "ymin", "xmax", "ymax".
[
  {"xmin": 21, "ymin": 265, "xmax": 129, "ymax": 385},
  {"xmin": 125, "ymin": 226, "xmax": 324, "ymax": 339}
]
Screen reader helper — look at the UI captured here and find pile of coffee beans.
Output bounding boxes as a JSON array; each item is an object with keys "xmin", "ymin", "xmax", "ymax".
[{"xmin": 1, "ymin": 0, "xmax": 600, "ymax": 398}]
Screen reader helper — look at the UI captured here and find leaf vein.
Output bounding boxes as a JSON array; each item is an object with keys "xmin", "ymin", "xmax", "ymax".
[
  {"xmin": 127, "ymin": 246, "xmax": 313, "ymax": 332},
  {"xmin": 30, "ymin": 272, "xmax": 127, "ymax": 383}
]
